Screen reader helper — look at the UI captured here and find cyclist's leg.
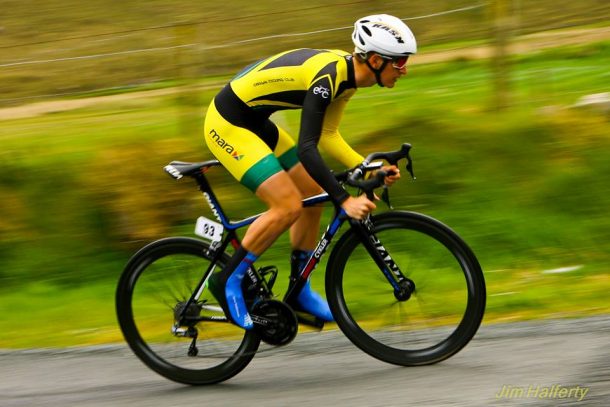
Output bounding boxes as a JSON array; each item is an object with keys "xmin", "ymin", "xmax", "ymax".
[
  {"xmin": 263, "ymin": 123, "xmax": 324, "ymax": 249},
  {"xmin": 285, "ymin": 165, "xmax": 333, "ymax": 321},
  {"xmin": 287, "ymin": 163, "xmax": 324, "ymax": 249},
  {"xmin": 242, "ymin": 171, "xmax": 302, "ymax": 253},
  {"xmin": 270, "ymin": 125, "xmax": 333, "ymax": 322},
  {"xmin": 204, "ymin": 103, "xmax": 302, "ymax": 329},
  {"xmin": 207, "ymin": 171, "xmax": 302, "ymax": 329}
]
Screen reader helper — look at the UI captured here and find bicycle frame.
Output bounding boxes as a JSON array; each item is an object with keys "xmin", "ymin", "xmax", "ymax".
[
  {"xmin": 119, "ymin": 144, "xmax": 485, "ymax": 383},
  {"xmin": 171, "ymin": 161, "xmax": 408, "ymax": 325}
]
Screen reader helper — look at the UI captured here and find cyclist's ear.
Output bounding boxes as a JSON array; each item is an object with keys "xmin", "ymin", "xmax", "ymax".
[{"xmin": 369, "ymin": 54, "xmax": 384, "ymax": 69}]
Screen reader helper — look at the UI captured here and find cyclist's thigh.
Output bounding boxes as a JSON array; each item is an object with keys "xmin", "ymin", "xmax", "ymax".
[
  {"xmin": 204, "ymin": 100, "xmax": 284, "ymax": 192},
  {"xmin": 287, "ymin": 163, "xmax": 323, "ymax": 197},
  {"xmin": 269, "ymin": 122, "xmax": 299, "ymax": 171},
  {"xmin": 251, "ymin": 118, "xmax": 299, "ymax": 172},
  {"xmin": 259, "ymin": 122, "xmax": 322, "ymax": 196}
]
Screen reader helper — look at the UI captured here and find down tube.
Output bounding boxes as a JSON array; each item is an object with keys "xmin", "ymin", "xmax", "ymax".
[{"xmin": 283, "ymin": 209, "xmax": 347, "ymax": 301}]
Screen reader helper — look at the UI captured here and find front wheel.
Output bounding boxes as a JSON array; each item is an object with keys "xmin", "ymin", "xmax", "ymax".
[
  {"xmin": 116, "ymin": 237, "xmax": 260, "ymax": 385},
  {"xmin": 326, "ymin": 211, "xmax": 486, "ymax": 366}
]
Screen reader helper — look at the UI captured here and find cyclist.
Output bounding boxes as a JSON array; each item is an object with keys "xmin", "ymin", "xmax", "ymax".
[{"xmin": 204, "ymin": 14, "xmax": 417, "ymax": 329}]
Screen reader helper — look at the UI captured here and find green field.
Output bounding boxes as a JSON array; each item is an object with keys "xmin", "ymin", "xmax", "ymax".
[
  {"xmin": 2, "ymin": 1, "xmax": 610, "ymax": 348},
  {"xmin": 2, "ymin": 37, "xmax": 610, "ymax": 348}
]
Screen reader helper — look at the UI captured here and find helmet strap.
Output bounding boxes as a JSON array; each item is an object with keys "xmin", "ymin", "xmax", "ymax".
[{"xmin": 365, "ymin": 58, "xmax": 388, "ymax": 87}]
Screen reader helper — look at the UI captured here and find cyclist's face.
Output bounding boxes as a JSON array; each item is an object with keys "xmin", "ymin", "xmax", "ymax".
[{"xmin": 380, "ymin": 56, "xmax": 408, "ymax": 88}]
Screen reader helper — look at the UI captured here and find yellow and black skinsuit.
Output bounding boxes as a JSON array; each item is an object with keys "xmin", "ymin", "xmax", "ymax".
[{"xmin": 204, "ymin": 48, "xmax": 363, "ymax": 203}]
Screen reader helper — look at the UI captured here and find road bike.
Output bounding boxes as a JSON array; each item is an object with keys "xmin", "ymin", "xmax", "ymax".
[{"xmin": 116, "ymin": 143, "xmax": 486, "ymax": 385}]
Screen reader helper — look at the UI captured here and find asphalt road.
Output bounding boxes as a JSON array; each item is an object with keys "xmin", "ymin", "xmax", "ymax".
[{"xmin": 2, "ymin": 316, "xmax": 609, "ymax": 407}]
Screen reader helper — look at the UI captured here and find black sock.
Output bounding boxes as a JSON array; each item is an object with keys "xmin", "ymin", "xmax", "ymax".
[{"xmin": 290, "ymin": 249, "xmax": 310, "ymax": 278}]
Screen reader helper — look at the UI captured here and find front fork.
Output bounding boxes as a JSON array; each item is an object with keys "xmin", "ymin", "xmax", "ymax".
[
  {"xmin": 284, "ymin": 209, "xmax": 415, "ymax": 305},
  {"xmin": 349, "ymin": 215, "xmax": 416, "ymax": 301}
]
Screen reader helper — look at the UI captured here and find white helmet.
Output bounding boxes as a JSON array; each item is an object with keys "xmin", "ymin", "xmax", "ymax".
[{"xmin": 352, "ymin": 14, "xmax": 417, "ymax": 57}]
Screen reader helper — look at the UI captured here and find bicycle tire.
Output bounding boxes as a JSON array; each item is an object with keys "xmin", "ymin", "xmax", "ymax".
[
  {"xmin": 326, "ymin": 211, "xmax": 486, "ymax": 366},
  {"xmin": 116, "ymin": 237, "xmax": 260, "ymax": 385}
]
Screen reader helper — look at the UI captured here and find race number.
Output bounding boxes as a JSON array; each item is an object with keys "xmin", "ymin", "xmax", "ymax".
[{"xmin": 195, "ymin": 216, "xmax": 224, "ymax": 242}]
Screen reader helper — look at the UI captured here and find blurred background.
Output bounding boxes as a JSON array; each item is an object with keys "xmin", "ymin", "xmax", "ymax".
[{"xmin": 1, "ymin": 0, "xmax": 609, "ymax": 348}]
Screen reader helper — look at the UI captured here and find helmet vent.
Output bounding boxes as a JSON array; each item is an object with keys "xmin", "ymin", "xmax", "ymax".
[
  {"xmin": 362, "ymin": 26, "xmax": 372, "ymax": 37},
  {"xmin": 358, "ymin": 34, "xmax": 365, "ymax": 46}
]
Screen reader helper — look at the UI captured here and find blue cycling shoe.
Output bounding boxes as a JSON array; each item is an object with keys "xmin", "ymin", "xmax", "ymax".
[
  {"xmin": 208, "ymin": 249, "xmax": 257, "ymax": 330},
  {"xmin": 286, "ymin": 250, "xmax": 334, "ymax": 322},
  {"xmin": 291, "ymin": 280, "xmax": 334, "ymax": 322}
]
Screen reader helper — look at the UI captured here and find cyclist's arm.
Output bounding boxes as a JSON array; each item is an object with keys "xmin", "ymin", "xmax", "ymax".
[
  {"xmin": 297, "ymin": 76, "xmax": 351, "ymax": 204},
  {"xmin": 318, "ymin": 91, "xmax": 364, "ymax": 169}
]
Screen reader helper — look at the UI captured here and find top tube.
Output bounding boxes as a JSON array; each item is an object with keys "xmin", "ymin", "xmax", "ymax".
[
  {"xmin": 222, "ymin": 192, "xmax": 333, "ymax": 230},
  {"xmin": 164, "ymin": 160, "xmax": 334, "ymax": 231},
  {"xmin": 164, "ymin": 141, "xmax": 413, "ymax": 229}
]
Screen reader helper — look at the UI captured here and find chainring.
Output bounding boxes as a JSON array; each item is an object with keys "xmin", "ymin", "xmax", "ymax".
[{"xmin": 250, "ymin": 299, "xmax": 298, "ymax": 346}]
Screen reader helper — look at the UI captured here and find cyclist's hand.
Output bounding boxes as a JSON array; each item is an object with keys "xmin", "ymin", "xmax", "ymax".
[
  {"xmin": 381, "ymin": 165, "xmax": 401, "ymax": 186},
  {"xmin": 341, "ymin": 195, "xmax": 376, "ymax": 219}
]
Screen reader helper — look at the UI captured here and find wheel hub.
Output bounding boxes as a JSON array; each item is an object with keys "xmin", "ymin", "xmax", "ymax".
[{"xmin": 394, "ymin": 279, "xmax": 416, "ymax": 301}]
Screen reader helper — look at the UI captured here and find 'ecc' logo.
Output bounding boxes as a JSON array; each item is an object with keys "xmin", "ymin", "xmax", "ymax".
[{"xmin": 313, "ymin": 85, "xmax": 330, "ymax": 99}]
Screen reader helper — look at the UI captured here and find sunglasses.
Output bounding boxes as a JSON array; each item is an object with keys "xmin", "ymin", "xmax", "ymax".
[{"xmin": 379, "ymin": 54, "xmax": 410, "ymax": 70}]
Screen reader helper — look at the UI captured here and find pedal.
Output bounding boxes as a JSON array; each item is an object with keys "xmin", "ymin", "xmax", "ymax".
[
  {"xmin": 258, "ymin": 265, "xmax": 278, "ymax": 291},
  {"xmin": 294, "ymin": 312, "xmax": 325, "ymax": 330}
]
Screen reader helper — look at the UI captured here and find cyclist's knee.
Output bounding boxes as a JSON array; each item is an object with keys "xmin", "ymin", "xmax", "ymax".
[
  {"xmin": 286, "ymin": 200, "xmax": 303, "ymax": 224},
  {"xmin": 270, "ymin": 195, "xmax": 302, "ymax": 227}
]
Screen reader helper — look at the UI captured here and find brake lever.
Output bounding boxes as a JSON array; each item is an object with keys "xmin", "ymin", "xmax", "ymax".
[
  {"xmin": 379, "ymin": 169, "xmax": 398, "ymax": 210},
  {"xmin": 406, "ymin": 151, "xmax": 416, "ymax": 180},
  {"xmin": 381, "ymin": 186, "xmax": 393, "ymax": 210},
  {"xmin": 366, "ymin": 171, "xmax": 387, "ymax": 201}
]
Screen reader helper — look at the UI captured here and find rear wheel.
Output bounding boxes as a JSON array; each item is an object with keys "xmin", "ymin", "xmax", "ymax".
[
  {"xmin": 116, "ymin": 237, "xmax": 260, "ymax": 385},
  {"xmin": 326, "ymin": 212, "xmax": 485, "ymax": 366}
]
